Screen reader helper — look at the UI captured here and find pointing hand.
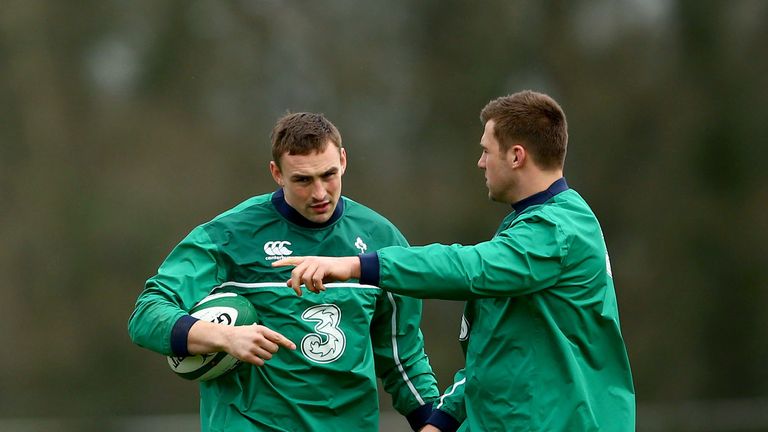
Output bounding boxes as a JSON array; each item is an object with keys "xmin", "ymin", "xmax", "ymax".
[{"xmin": 271, "ymin": 256, "xmax": 361, "ymax": 296}]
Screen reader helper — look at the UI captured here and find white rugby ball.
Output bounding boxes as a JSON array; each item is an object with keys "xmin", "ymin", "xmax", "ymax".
[{"xmin": 167, "ymin": 292, "xmax": 258, "ymax": 381}]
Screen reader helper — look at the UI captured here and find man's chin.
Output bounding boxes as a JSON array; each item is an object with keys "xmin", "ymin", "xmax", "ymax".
[
  {"xmin": 311, "ymin": 216, "xmax": 331, "ymax": 223},
  {"xmin": 306, "ymin": 210, "xmax": 333, "ymax": 224}
]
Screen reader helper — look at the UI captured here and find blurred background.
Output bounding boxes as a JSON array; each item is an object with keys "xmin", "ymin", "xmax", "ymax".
[{"xmin": 1, "ymin": 0, "xmax": 767, "ymax": 431}]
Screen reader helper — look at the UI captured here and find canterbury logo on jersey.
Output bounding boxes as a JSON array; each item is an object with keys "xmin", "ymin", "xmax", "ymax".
[{"xmin": 263, "ymin": 241, "xmax": 293, "ymax": 260}]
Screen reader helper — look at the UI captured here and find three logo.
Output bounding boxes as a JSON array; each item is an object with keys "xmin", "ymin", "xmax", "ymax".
[{"xmin": 301, "ymin": 304, "xmax": 346, "ymax": 363}]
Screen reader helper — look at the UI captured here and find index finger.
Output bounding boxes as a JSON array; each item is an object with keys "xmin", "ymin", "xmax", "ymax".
[
  {"xmin": 272, "ymin": 257, "xmax": 305, "ymax": 268},
  {"xmin": 264, "ymin": 329, "xmax": 296, "ymax": 350}
]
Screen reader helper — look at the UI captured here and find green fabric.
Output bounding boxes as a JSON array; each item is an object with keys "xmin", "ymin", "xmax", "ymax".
[
  {"xmin": 129, "ymin": 193, "xmax": 438, "ymax": 431},
  {"xmin": 435, "ymin": 368, "xmax": 467, "ymax": 424},
  {"xmin": 377, "ymin": 189, "xmax": 635, "ymax": 431}
]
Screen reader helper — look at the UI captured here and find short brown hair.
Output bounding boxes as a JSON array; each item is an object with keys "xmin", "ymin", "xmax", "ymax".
[
  {"xmin": 270, "ymin": 112, "xmax": 342, "ymax": 166},
  {"xmin": 480, "ymin": 90, "xmax": 567, "ymax": 169}
]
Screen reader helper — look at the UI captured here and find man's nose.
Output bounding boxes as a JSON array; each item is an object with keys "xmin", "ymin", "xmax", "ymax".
[{"xmin": 311, "ymin": 180, "xmax": 326, "ymax": 199}]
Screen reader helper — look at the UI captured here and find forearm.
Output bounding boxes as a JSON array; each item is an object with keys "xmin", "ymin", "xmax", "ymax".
[
  {"xmin": 128, "ymin": 291, "xmax": 188, "ymax": 355},
  {"xmin": 422, "ymin": 369, "xmax": 467, "ymax": 432},
  {"xmin": 366, "ymin": 234, "xmax": 563, "ymax": 299},
  {"xmin": 129, "ymin": 225, "xmax": 224, "ymax": 354},
  {"xmin": 360, "ymin": 244, "xmax": 483, "ymax": 300},
  {"xmin": 186, "ymin": 319, "xmax": 232, "ymax": 355},
  {"xmin": 188, "ymin": 320, "xmax": 296, "ymax": 366}
]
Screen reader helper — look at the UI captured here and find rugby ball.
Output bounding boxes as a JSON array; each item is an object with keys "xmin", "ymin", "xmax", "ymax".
[{"xmin": 167, "ymin": 292, "xmax": 258, "ymax": 381}]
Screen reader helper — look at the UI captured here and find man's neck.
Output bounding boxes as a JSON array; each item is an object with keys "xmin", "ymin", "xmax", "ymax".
[{"xmin": 511, "ymin": 170, "xmax": 564, "ymax": 203}]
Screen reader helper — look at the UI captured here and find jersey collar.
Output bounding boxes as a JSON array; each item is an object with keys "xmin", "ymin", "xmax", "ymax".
[
  {"xmin": 511, "ymin": 177, "xmax": 569, "ymax": 214},
  {"xmin": 271, "ymin": 188, "xmax": 344, "ymax": 228}
]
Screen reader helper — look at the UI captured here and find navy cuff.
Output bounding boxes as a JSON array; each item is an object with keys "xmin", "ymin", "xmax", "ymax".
[
  {"xmin": 426, "ymin": 409, "xmax": 461, "ymax": 432},
  {"xmin": 405, "ymin": 402, "xmax": 434, "ymax": 431},
  {"xmin": 170, "ymin": 315, "xmax": 199, "ymax": 357},
  {"xmin": 358, "ymin": 252, "xmax": 380, "ymax": 286}
]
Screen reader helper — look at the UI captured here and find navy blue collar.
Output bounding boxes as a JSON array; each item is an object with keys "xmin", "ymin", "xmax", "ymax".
[
  {"xmin": 511, "ymin": 177, "xmax": 569, "ymax": 214},
  {"xmin": 271, "ymin": 188, "xmax": 344, "ymax": 229}
]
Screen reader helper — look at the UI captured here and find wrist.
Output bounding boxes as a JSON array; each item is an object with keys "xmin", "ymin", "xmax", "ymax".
[
  {"xmin": 188, "ymin": 319, "xmax": 231, "ymax": 355},
  {"xmin": 347, "ymin": 256, "xmax": 361, "ymax": 279},
  {"xmin": 358, "ymin": 252, "xmax": 380, "ymax": 286},
  {"xmin": 170, "ymin": 315, "xmax": 199, "ymax": 357}
]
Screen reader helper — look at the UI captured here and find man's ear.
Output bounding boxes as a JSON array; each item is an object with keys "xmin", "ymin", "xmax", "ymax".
[
  {"xmin": 339, "ymin": 147, "xmax": 347, "ymax": 175},
  {"xmin": 509, "ymin": 144, "xmax": 526, "ymax": 168},
  {"xmin": 269, "ymin": 161, "xmax": 283, "ymax": 186}
]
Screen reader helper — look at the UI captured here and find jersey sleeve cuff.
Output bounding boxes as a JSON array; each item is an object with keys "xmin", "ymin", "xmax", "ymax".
[
  {"xmin": 426, "ymin": 409, "xmax": 461, "ymax": 432},
  {"xmin": 358, "ymin": 252, "xmax": 380, "ymax": 286},
  {"xmin": 405, "ymin": 402, "xmax": 434, "ymax": 431},
  {"xmin": 170, "ymin": 315, "xmax": 199, "ymax": 357}
]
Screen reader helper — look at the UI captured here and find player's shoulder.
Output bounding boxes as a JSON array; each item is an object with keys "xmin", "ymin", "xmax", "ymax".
[
  {"xmin": 519, "ymin": 190, "xmax": 605, "ymax": 253},
  {"xmin": 342, "ymin": 196, "xmax": 399, "ymax": 229},
  {"xmin": 170, "ymin": 193, "xmax": 277, "ymax": 250},
  {"xmin": 510, "ymin": 189, "xmax": 596, "ymax": 231},
  {"xmin": 525, "ymin": 189, "xmax": 591, "ymax": 216},
  {"xmin": 200, "ymin": 193, "xmax": 275, "ymax": 231},
  {"xmin": 341, "ymin": 196, "xmax": 408, "ymax": 246},
  {"xmin": 551, "ymin": 188, "xmax": 599, "ymax": 224}
]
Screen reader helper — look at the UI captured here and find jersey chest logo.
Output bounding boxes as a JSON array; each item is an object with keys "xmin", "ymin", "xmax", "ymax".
[
  {"xmin": 263, "ymin": 241, "xmax": 292, "ymax": 261},
  {"xmin": 300, "ymin": 304, "xmax": 346, "ymax": 364},
  {"xmin": 354, "ymin": 236, "xmax": 367, "ymax": 254}
]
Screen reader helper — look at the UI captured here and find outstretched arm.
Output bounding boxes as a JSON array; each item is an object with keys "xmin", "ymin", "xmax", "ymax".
[{"xmin": 272, "ymin": 256, "xmax": 360, "ymax": 295}]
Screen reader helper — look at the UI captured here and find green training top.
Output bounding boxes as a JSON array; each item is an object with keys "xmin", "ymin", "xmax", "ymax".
[
  {"xmin": 128, "ymin": 190, "xmax": 438, "ymax": 431},
  {"xmin": 359, "ymin": 178, "xmax": 635, "ymax": 431}
]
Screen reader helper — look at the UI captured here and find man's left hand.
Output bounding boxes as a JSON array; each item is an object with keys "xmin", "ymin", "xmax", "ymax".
[{"xmin": 272, "ymin": 256, "xmax": 360, "ymax": 295}]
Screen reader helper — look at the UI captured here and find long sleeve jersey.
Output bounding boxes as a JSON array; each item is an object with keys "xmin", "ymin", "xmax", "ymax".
[
  {"xmin": 128, "ymin": 190, "xmax": 438, "ymax": 431},
  {"xmin": 359, "ymin": 178, "xmax": 635, "ymax": 431}
]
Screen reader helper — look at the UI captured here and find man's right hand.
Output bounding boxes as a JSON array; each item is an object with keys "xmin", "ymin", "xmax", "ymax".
[{"xmin": 187, "ymin": 320, "xmax": 296, "ymax": 366}]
